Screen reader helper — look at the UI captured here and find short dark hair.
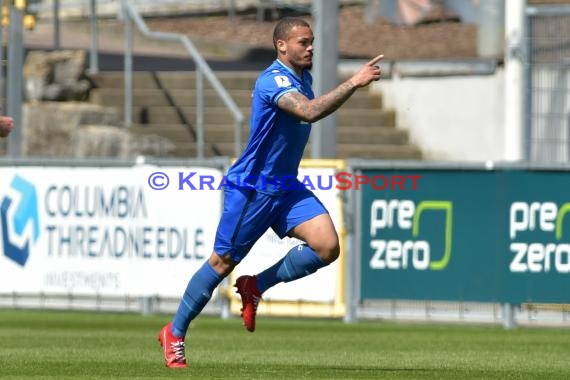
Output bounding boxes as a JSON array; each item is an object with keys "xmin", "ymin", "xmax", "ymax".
[{"xmin": 272, "ymin": 17, "xmax": 311, "ymax": 50}]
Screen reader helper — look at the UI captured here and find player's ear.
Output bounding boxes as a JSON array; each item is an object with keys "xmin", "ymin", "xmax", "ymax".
[{"xmin": 276, "ymin": 39, "xmax": 287, "ymax": 55}]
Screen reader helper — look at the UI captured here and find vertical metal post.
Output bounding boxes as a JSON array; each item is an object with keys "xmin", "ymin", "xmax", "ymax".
[
  {"xmin": 523, "ymin": 8, "xmax": 533, "ymax": 162},
  {"xmin": 196, "ymin": 68, "xmax": 204, "ymax": 159},
  {"xmin": 311, "ymin": 0, "xmax": 338, "ymax": 158},
  {"xmin": 140, "ymin": 296, "xmax": 157, "ymax": 315},
  {"xmin": 256, "ymin": 0, "xmax": 264, "ymax": 22},
  {"xmin": 7, "ymin": 2, "xmax": 24, "ymax": 157},
  {"xmin": 228, "ymin": 0, "xmax": 236, "ymax": 22},
  {"xmin": 0, "ymin": 0, "xmax": 4, "ymax": 113},
  {"xmin": 123, "ymin": 0, "xmax": 133, "ymax": 127},
  {"xmin": 364, "ymin": 0, "xmax": 380, "ymax": 24},
  {"xmin": 53, "ymin": 0, "xmax": 60, "ymax": 50},
  {"xmin": 477, "ymin": 0, "xmax": 505, "ymax": 58},
  {"xmin": 502, "ymin": 303, "xmax": 516, "ymax": 329},
  {"xmin": 234, "ymin": 119, "xmax": 242, "ymax": 158},
  {"xmin": 504, "ymin": 0, "xmax": 525, "ymax": 161},
  {"xmin": 89, "ymin": 0, "xmax": 99, "ymax": 75},
  {"xmin": 343, "ymin": 166, "xmax": 357, "ymax": 323},
  {"xmin": 566, "ymin": 105, "xmax": 570, "ymax": 161},
  {"xmin": 219, "ymin": 278, "xmax": 231, "ymax": 319},
  {"xmin": 344, "ymin": 167, "xmax": 362, "ymax": 323}
]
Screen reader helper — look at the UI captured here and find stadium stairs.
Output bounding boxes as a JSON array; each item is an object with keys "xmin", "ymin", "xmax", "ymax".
[{"xmin": 90, "ymin": 71, "xmax": 422, "ymax": 160}]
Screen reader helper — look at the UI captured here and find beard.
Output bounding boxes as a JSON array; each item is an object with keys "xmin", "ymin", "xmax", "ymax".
[
  {"xmin": 299, "ymin": 60, "xmax": 312, "ymax": 71},
  {"xmin": 296, "ymin": 55, "xmax": 312, "ymax": 71}
]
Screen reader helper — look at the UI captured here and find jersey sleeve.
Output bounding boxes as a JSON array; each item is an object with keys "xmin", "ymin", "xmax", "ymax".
[{"xmin": 257, "ymin": 70, "xmax": 299, "ymax": 105}]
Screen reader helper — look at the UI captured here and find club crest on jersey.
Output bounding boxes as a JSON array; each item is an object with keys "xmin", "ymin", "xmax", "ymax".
[{"xmin": 274, "ymin": 75, "xmax": 292, "ymax": 88}]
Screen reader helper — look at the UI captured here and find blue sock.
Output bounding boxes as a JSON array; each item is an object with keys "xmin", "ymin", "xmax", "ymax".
[
  {"xmin": 256, "ymin": 244, "xmax": 327, "ymax": 294},
  {"xmin": 171, "ymin": 261, "xmax": 222, "ymax": 337}
]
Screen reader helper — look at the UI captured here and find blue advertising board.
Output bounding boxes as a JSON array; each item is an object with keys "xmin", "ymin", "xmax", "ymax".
[{"xmin": 359, "ymin": 168, "xmax": 570, "ymax": 304}]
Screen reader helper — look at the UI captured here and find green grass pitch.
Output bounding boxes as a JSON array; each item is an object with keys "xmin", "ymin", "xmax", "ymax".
[{"xmin": 1, "ymin": 309, "xmax": 569, "ymax": 379}]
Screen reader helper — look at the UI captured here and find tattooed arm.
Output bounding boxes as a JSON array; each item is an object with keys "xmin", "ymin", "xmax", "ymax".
[{"xmin": 278, "ymin": 54, "xmax": 384, "ymax": 123}]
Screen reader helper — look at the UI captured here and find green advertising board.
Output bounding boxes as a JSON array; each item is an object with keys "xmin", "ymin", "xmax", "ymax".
[{"xmin": 358, "ymin": 167, "xmax": 570, "ymax": 304}]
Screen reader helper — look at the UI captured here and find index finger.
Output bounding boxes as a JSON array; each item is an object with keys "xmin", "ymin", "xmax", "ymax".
[{"xmin": 367, "ymin": 54, "xmax": 384, "ymax": 66}]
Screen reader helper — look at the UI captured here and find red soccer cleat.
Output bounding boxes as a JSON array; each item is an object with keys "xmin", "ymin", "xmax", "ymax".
[
  {"xmin": 158, "ymin": 322, "xmax": 187, "ymax": 368},
  {"xmin": 234, "ymin": 275, "xmax": 262, "ymax": 332}
]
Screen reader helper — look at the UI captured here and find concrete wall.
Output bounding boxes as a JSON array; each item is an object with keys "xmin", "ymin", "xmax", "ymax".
[
  {"xmin": 373, "ymin": 69, "xmax": 505, "ymax": 161},
  {"xmin": 358, "ymin": 64, "xmax": 505, "ymax": 162}
]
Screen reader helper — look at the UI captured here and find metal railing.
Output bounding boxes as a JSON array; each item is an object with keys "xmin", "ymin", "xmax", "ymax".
[
  {"xmin": 525, "ymin": 5, "xmax": 570, "ymax": 163},
  {"xmin": 119, "ymin": 0, "xmax": 244, "ymax": 159}
]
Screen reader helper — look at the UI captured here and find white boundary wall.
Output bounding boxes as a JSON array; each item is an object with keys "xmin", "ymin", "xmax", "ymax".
[
  {"xmin": 374, "ymin": 69, "xmax": 505, "ymax": 162},
  {"xmin": 340, "ymin": 60, "xmax": 506, "ymax": 162}
]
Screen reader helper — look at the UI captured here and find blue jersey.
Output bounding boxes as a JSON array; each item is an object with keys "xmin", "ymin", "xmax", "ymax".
[{"xmin": 226, "ymin": 59, "xmax": 314, "ymax": 194}]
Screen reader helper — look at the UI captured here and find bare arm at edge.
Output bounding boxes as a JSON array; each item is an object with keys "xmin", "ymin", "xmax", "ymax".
[{"xmin": 0, "ymin": 116, "xmax": 14, "ymax": 138}]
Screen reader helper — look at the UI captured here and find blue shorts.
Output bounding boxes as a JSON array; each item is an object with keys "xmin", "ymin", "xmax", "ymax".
[{"xmin": 213, "ymin": 185, "xmax": 328, "ymax": 263}]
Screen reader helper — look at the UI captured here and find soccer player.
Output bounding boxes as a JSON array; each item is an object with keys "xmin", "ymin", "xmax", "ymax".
[
  {"xmin": 0, "ymin": 114, "xmax": 14, "ymax": 138},
  {"xmin": 159, "ymin": 16, "xmax": 383, "ymax": 368}
]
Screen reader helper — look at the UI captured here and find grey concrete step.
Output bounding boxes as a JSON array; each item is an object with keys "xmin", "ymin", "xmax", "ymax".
[
  {"xmin": 93, "ymin": 71, "xmax": 259, "ymax": 90},
  {"xmin": 129, "ymin": 124, "xmax": 408, "ymax": 145},
  {"xmin": 118, "ymin": 106, "xmax": 396, "ymax": 126},
  {"xmin": 335, "ymin": 144, "xmax": 422, "ymax": 160},
  {"xmin": 168, "ymin": 142, "xmax": 422, "ymax": 160},
  {"xmin": 91, "ymin": 71, "xmax": 421, "ymax": 160},
  {"xmin": 130, "ymin": 124, "xmax": 245, "ymax": 143},
  {"xmin": 90, "ymin": 88, "xmax": 383, "ymax": 109},
  {"xmin": 95, "ymin": 72, "xmax": 370, "ymax": 90},
  {"xmin": 338, "ymin": 127, "xmax": 409, "ymax": 144}
]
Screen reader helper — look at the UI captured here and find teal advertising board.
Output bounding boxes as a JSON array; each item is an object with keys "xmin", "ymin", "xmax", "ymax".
[{"xmin": 359, "ymin": 168, "xmax": 570, "ymax": 304}]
